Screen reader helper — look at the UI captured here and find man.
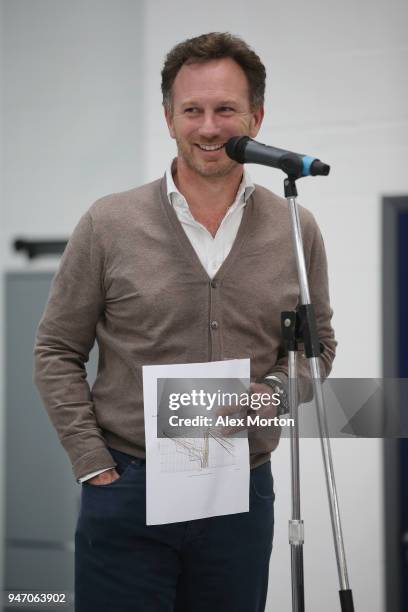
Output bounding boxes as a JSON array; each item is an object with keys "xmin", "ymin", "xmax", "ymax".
[{"xmin": 34, "ymin": 32, "xmax": 336, "ymax": 612}]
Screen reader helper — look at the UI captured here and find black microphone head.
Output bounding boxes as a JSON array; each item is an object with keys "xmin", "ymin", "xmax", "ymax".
[
  {"xmin": 225, "ymin": 136, "xmax": 251, "ymax": 163},
  {"xmin": 310, "ymin": 160, "xmax": 330, "ymax": 176}
]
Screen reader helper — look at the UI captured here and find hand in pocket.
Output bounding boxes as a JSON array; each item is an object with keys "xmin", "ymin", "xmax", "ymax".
[{"xmin": 87, "ymin": 468, "xmax": 120, "ymax": 486}]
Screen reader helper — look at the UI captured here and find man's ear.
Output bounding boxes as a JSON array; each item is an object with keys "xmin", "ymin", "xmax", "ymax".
[
  {"xmin": 164, "ymin": 105, "xmax": 176, "ymax": 139},
  {"xmin": 249, "ymin": 106, "xmax": 264, "ymax": 139}
]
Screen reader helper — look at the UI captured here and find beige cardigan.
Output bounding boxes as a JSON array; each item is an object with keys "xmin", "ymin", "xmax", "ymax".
[{"xmin": 34, "ymin": 177, "xmax": 336, "ymax": 480}]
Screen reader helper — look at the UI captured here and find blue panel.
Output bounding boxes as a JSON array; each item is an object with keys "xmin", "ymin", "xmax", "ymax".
[
  {"xmin": 398, "ymin": 212, "xmax": 408, "ymax": 376},
  {"xmin": 398, "ymin": 211, "xmax": 408, "ymax": 611}
]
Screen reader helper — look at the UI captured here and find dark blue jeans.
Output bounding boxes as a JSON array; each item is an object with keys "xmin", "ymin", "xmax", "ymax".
[{"xmin": 75, "ymin": 447, "xmax": 274, "ymax": 612}]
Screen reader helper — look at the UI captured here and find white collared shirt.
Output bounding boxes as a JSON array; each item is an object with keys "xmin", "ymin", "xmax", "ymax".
[{"xmin": 166, "ymin": 160, "xmax": 255, "ymax": 278}]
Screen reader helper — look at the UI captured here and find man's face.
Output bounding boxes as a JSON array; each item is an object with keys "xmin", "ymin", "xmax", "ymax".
[{"xmin": 164, "ymin": 58, "xmax": 264, "ymax": 179}]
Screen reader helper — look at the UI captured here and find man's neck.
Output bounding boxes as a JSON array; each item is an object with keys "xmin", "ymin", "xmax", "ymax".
[{"xmin": 172, "ymin": 158, "xmax": 244, "ymax": 236}]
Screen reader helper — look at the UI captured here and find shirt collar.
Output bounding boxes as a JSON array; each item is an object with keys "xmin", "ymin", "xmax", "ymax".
[{"xmin": 165, "ymin": 158, "xmax": 255, "ymax": 212}]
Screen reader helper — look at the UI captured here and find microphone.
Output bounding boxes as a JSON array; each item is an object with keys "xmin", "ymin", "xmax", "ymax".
[{"xmin": 225, "ymin": 136, "xmax": 330, "ymax": 178}]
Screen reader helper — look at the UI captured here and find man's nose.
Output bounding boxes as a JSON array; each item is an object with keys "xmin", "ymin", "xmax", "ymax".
[{"xmin": 197, "ymin": 111, "xmax": 221, "ymax": 139}]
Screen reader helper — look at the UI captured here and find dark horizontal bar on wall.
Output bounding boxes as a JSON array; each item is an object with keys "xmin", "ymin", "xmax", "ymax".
[{"xmin": 13, "ymin": 239, "xmax": 68, "ymax": 260}]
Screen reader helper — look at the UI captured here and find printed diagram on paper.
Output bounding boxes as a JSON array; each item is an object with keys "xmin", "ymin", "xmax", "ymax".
[
  {"xmin": 159, "ymin": 430, "xmax": 236, "ymax": 473},
  {"xmin": 143, "ymin": 359, "xmax": 251, "ymax": 525}
]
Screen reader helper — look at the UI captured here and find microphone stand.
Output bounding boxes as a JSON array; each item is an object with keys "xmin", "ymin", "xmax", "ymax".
[{"xmin": 282, "ymin": 175, "xmax": 355, "ymax": 612}]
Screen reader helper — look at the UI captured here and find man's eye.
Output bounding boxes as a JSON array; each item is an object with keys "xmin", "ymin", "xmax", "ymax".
[
  {"xmin": 184, "ymin": 107, "xmax": 199, "ymax": 114},
  {"xmin": 219, "ymin": 107, "xmax": 234, "ymax": 113}
]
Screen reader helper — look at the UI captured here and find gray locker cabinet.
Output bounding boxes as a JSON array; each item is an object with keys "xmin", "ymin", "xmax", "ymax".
[{"xmin": 5, "ymin": 271, "xmax": 98, "ymax": 611}]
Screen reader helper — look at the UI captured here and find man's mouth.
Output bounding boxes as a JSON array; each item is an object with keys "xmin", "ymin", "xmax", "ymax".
[{"xmin": 195, "ymin": 143, "xmax": 225, "ymax": 151}]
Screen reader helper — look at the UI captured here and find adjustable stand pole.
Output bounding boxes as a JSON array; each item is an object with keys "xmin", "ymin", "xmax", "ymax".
[
  {"xmin": 282, "ymin": 311, "xmax": 305, "ymax": 612},
  {"xmin": 282, "ymin": 176, "xmax": 355, "ymax": 612}
]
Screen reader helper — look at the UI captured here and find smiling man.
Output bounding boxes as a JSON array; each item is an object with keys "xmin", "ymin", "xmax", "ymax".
[
  {"xmin": 34, "ymin": 32, "xmax": 336, "ymax": 612},
  {"xmin": 163, "ymin": 48, "xmax": 263, "ymax": 239}
]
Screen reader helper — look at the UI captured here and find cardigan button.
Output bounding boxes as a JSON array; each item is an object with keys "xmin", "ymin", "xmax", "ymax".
[
  {"xmin": 210, "ymin": 279, "xmax": 218, "ymax": 288},
  {"xmin": 210, "ymin": 320, "xmax": 219, "ymax": 330}
]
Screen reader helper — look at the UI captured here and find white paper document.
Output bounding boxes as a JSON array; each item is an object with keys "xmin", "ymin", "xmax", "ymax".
[{"xmin": 142, "ymin": 359, "xmax": 250, "ymax": 525}]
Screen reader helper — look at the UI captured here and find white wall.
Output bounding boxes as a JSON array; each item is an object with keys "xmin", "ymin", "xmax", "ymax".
[
  {"xmin": 2, "ymin": 0, "xmax": 407, "ymax": 610},
  {"xmin": 142, "ymin": 1, "xmax": 408, "ymax": 610},
  {"xmin": 2, "ymin": 0, "xmax": 144, "ymax": 269}
]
